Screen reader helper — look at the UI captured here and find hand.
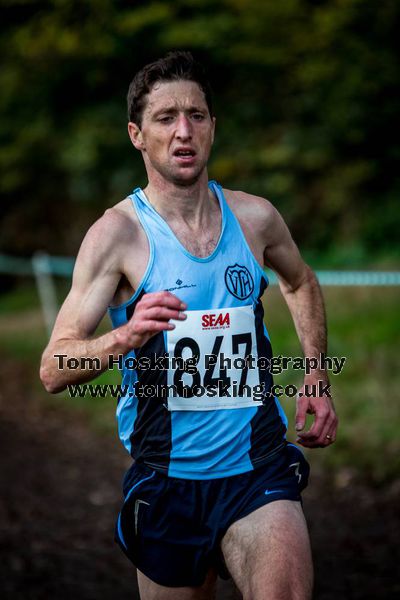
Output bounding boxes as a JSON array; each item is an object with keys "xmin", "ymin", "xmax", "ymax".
[
  {"xmin": 117, "ymin": 291, "xmax": 187, "ymax": 350},
  {"xmin": 295, "ymin": 376, "xmax": 338, "ymax": 448}
]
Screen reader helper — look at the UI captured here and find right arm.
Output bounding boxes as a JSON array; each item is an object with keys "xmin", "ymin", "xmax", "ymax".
[{"xmin": 40, "ymin": 210, "xmax": 186, "ymax": 393}]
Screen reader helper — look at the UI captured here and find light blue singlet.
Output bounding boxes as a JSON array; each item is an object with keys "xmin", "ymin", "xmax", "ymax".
[{"xmin": 109, "ymin": 181, "xmax": 287, "ymax": 479}]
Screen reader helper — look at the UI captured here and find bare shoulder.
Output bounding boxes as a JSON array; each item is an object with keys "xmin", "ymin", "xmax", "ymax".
[
  {"xmin": 224, "ymin": 188, "xmax": 273, "ymax": 210},
  {"xmin": 87, "ymin": 198, "xmax": 138, "ymax": 245},
  {"xmin": 73, "ymin": 196, "xmax": 149, "ymax": 303},
  {"xmin": 77, "ymin": 197, "xmax": 140, "ymax": 268},
  {"xmin": 222, "ymin": 188, "xmax": 282, "ymax": 238},
  {"xmin": 221, "ymin": 188, "xmax": 306, "ymax": 287}
]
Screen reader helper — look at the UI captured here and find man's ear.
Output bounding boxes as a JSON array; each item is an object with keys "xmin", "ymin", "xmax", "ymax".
[
  {"xmin": 128, "ymin": 122, "xmax": 145, "ymax": 150},
  {"xmin": 211, "ymin": 116, "xmax": 216, "ymax": 144}
]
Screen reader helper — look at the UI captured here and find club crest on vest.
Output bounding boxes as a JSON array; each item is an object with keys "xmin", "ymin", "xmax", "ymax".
[{"xmin": 224, "ymin": 264, "xmax": 254, "ymax": 300}]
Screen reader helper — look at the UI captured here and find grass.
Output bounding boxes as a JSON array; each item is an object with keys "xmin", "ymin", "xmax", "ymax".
[
  {"xmin": 0, "ymin": 282, "xmax": 399, "ymax": 484},
  {"xmin": 0, "ymin": 284, "xmax": 39, "ymax": 313},
  {"xmin": 264, "ymin": 286, "xmax": 400, "ymax": 483}
]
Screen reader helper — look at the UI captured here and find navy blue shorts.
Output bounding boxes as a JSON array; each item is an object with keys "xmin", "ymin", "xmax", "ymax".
[{"xmin": 115, "ymin": 442, "xmax": 309, "ymax": 587}]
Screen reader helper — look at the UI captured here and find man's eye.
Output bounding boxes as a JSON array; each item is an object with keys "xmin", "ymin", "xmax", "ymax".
[
  {"xmin": 192, "ymin": 113, "xmax": 205, "ymax": 121},
  {"xmin": 158, "ymin": 116, "xmax": 173, "ymax": 123}
]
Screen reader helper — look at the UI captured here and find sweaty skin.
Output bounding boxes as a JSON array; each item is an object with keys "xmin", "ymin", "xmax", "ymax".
[{"xmin": 40, "ymin": 77, "xmax": 337, "ymax": 600}]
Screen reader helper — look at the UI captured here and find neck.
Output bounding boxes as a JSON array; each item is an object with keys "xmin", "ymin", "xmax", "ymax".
[{"xmin": 143, "ymin": 170, "xmax": 213, "ymax": 224}]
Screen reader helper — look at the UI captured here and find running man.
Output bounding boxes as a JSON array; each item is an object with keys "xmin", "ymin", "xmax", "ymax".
[{"xmin": 40, "ymin": 51, "xmax": 338, "ymax": 600}]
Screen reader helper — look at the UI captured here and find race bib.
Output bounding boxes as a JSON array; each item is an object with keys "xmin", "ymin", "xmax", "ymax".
[{"xmin": 166, "ymin": 305, "xmax": 262, "ymax": 410}]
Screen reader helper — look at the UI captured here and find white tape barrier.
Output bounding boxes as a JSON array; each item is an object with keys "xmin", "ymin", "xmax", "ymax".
[
  {"xmin": 1, "ymin": 254, "xmax": 399, "ymax": 285},
  {"xmin": 266, "ymin": 270, "xmax": 400, "ymax": 286},
  {"xmin": 0, "ymin": 253, "xmax": 398, "ymax": 336}
]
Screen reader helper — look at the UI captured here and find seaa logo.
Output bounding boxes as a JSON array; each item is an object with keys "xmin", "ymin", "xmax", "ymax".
[{"xmin": 202, "ymin": 312, "xmax": 230, "ymax": 329}]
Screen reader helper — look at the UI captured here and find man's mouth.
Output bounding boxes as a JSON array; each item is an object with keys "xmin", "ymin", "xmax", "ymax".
[{"xmin": 173, "ymin": 148, "xmax": 196, "ymax": 159}]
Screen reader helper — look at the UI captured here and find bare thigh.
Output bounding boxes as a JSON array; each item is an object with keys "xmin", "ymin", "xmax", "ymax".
[
  {"xmin": 137, "ymin": 568, "xmax": 217, "ymax": 600},
  {"xmin": 221, "ymin": 500, "xmax": 313, "ymax": 600}
]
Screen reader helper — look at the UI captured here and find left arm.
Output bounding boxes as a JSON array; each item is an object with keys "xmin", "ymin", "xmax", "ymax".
[{"xmin": 262, "ymin": 204, "xmax": 338, "ymax": 448}]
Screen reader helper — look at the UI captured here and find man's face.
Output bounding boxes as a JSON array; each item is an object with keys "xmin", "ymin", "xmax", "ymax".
[{"xmin": 129, "ymin": 80, "xmax": 215, "ymax": 186}]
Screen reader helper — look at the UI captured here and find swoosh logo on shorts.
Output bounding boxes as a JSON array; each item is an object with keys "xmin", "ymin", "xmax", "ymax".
[
  {"xmin": 289, "ymin": 461, "xmax": 302, "ymax": 483},
  {"xmin": 134, "ymin": 499, "xmax": 150, "ymax": 535},
  {"xmin": 264, "ymin": 489, "xmax": 283, "ymax": 496}
]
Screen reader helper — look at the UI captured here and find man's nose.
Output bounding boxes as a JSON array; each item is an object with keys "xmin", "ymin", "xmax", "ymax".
[{"xmin": 175, "ymin": 114, "xmax": 192, "ymax": 139}]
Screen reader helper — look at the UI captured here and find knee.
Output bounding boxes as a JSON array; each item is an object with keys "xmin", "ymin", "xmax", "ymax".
[{"xmin": 241, "ymin": 576, "xmax": 313, "ymax": 600}]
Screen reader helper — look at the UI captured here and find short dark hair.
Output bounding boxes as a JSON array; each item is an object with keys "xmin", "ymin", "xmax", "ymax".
[{"xmin": 127, "ymin": 51, "xmax": 213, "ymax": 127}]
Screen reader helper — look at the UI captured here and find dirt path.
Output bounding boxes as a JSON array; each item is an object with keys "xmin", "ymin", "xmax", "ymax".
[{"xmin": 0, "ymin": 358, "xmax": 398, "ymax": 599}]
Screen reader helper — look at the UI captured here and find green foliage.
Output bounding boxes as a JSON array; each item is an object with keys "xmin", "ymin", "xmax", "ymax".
[{"xmin": 0, "ymin": 0, "xmax": 399, "ymax": 260}]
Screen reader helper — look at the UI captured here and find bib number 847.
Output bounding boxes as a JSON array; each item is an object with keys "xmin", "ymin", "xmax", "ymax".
[{"xmin": 173, "ymin": 333, "xmax": 252, "ymax": 398}]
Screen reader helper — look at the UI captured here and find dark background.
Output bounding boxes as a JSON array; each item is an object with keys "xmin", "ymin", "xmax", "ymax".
[
  {"xmin": 1, "ymin": 0, "xmax": 399, "ymax": 266},
  {"xmin": 1, "ymin": 2, "xmax": 399, "ymax": 598}
]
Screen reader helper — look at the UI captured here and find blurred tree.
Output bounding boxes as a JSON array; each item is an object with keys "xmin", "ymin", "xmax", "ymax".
[{"xmin": 0, "ymin": 0, "xmax": 398, "ymax": 263}]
